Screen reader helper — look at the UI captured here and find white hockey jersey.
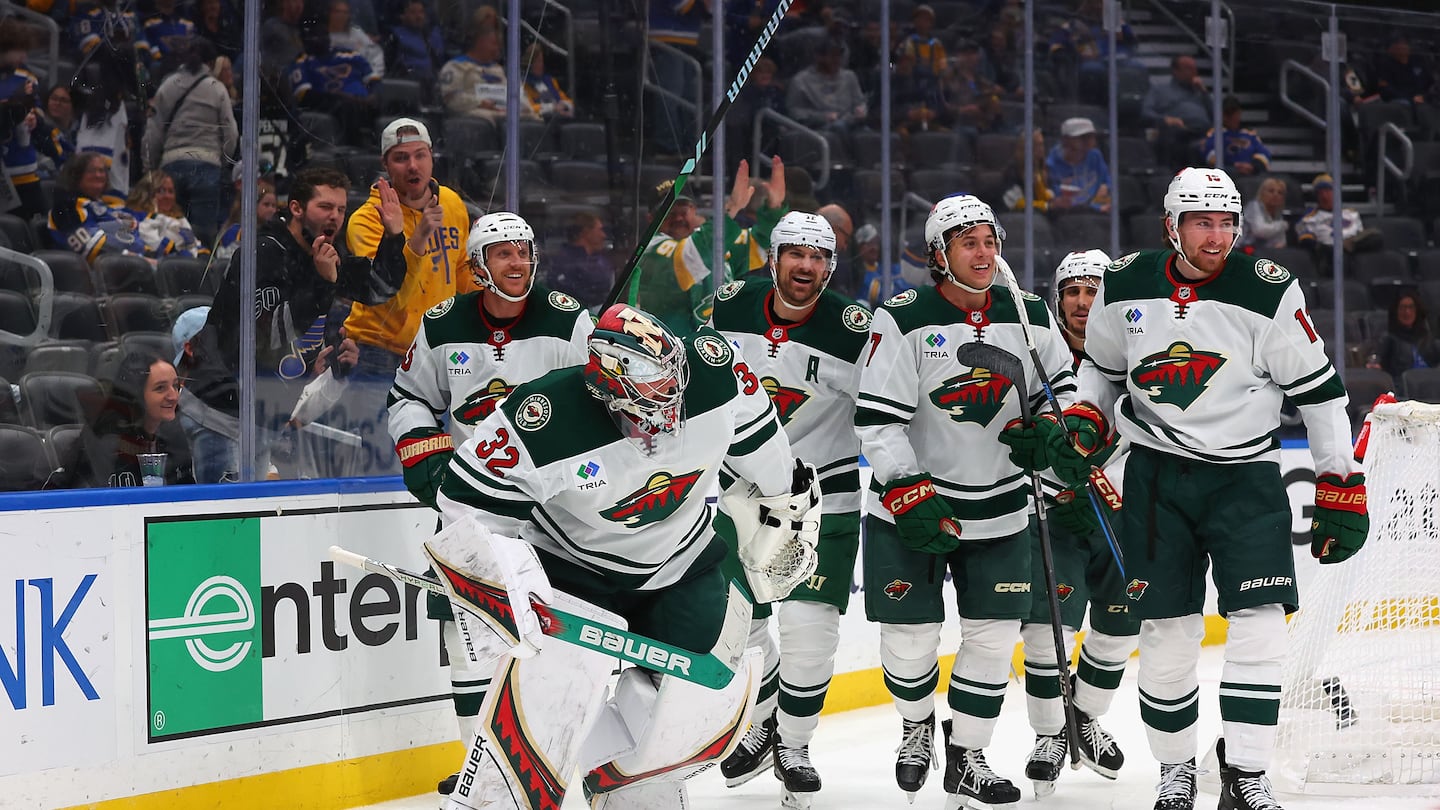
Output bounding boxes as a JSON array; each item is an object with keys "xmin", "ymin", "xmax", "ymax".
[
  {"xmin": 710, "ymin": 278, "xmax": 871, "ymax": 514},
  {"xmin": 436, "ymin": 327, "xmax": 795, "ymax": 590},
  {"xmin": 387, "ymin": 287, "xmax": 592, "ymax": 447},
  {"xmin": 857, "ymin": 285, "xmax": 1077, "ymax": 539},
  {"xmin": 1078, "ymin": 249, "xmax": 1355, "ymax": 476}
]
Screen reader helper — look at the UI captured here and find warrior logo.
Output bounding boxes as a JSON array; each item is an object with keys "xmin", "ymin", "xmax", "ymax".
[
  {"xmin": 1125, "ymin": 578, "xmax": 1149, "ymax": 601},
  {"xmin": 929, "ymin": 366, "xmax": 1013, "ymax": 425},
  {"xmin": 1131, "ymin": 342, "xmax": 1226, "ymax": 409},
  {"xmin": 602, "ymin": 469, "xmax": 704, "ymax": 527},
  {"xmin": 761, "ymin": 376, "xmax": 811, "ymax": 424},
  {"xmin": 1056, "ymin": 583, "xmax": 1074, "ymax": 602},
  {"xmin": 883, "ymin": 579, "xmax": 913, "ymax": 600},
  {"xmin": 455, "ymin": 378, "xmax": 513, "ymax": 424}
]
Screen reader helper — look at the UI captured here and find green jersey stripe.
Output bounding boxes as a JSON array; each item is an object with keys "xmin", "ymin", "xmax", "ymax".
[
  {"xmin": 858, "ymin": 391, "xmax": 916, "ymax": 414},
  {"xmin": 729, "ymin": 418, "xmax": 779, "ymax": 457}
]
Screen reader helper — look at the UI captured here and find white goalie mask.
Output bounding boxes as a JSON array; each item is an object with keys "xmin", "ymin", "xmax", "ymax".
[
  {"xmin": 925, "ymin": 194, "xmax": 1005, "ymax": 294},
  {"xmin": 467, "ymin": 212, "xmax": 537, "ymax": 303},
  {"xmin": 768, "ymin": 211, "xmax": 837, "ymax": 308},
  {"xmin": 1164, "ymin": 167, "xmax": 1244, "ymax": 262}
]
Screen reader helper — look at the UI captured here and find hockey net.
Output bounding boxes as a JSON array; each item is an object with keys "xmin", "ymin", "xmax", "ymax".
[{"xmin": 1273, "ymin": 400, "xmax": 1440, "ymax": 797}]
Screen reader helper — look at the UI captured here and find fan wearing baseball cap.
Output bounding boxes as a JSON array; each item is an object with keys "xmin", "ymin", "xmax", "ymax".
[
  {"xmin": 339, "ymin": 117, "xmax": 477, "ymax": 474},
  {"xmin": 1046, "ymin": 117, "xmax": 1112, "ymax": 213}
]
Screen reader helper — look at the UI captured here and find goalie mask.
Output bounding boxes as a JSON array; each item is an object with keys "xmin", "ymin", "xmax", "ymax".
[
  {"xmin": 467, "ymin": 212, "xmax": 537, "ymax": 303},
  {"xmin": 584, "ymin": 305, "xmax": 690, "ymax": 438},
  {"xmin": 1164, "ymin": 167, "xmax": 1244, "ymax": 263},
  {"xmin": 768, "ymin": 211, "xmax": 837, "ymax": 309},
  {"xmin": 925, "ymin": 194, "xmax": 1005, "ymax": 294}
]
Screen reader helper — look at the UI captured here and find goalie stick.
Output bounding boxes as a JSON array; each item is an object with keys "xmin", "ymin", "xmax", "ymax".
[
  {"xmin": 955, "ymin": 341, "xmax": 1082, "ymax": 769},
  {"xmin": 602, "ymin": 0, "xmax": 796, "ymax": 308},
  {"xmin": 328, "ymin": 545, "xmax": 739, "ymax": 689}
]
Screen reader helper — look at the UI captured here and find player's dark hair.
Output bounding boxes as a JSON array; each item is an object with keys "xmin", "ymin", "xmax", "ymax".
[{"xmin": 289, "ymin": 167, "xmax": 350, "ymax": 208}]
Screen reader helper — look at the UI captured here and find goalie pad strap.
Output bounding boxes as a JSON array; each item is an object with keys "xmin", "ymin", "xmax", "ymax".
[{"xmin": 397, "ymin": 431, "xmax": 453, "ymax": 466}]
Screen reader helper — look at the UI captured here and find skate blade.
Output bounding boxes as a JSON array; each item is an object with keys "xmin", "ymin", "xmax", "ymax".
[
  {"xmin": 780, "ymin": 789, "xmax": 815, "ymax": 809},
  {"xmin": 1079, "ymin": 757, "xmax": 1120, "ymax": 781},
  {"xmin": 723, "ymin": 754, "xmax": 774, "ymax": 788},
  {"xmin": 903, "ymin": 789, "xmax": 920, "ymax": 805},
  {"xmin": 1032, "ymin": 779, "xmax": 1057, "ymax": 798}
]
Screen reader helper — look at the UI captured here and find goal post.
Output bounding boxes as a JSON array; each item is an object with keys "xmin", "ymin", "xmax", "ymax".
[{"xmin": 1274, "ymin": 400, "xmax": 1440, "ymax": 797}]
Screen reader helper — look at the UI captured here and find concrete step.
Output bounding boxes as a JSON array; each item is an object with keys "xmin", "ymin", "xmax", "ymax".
[
  {"xmin": 1234, "ymin": 92, "xmax": 1269, "ymax": 105},
  {"xmin": 1255, "ymin": 125, "xmax": 1323, "ymax": 140},
  {"xmin": 1130, "ymin": 23, "xmax": 1176, "ymax": 37},
  {"xmin": 1266, "ymin": 142, "xmax": 1320, "ymax": 157},
  {"xmin": 1140, "ymin": 55, "xmax": 1213, "ymax": 72},
  {"xmin": 1143, "ymin": 41, "xmax": 1204, "ymax": 56},
  {"xmin": 1270, "ymin": 158, "xmax": 1332, "ymax": 174}
]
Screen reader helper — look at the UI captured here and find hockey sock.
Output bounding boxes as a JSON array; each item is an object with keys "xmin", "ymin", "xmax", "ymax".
[
  {"xmin": 948, "ymin": 618, "xmax": 1022, "ymax": 748},
  {"xmin": 443, "ymin": 617, "xmax": 502, "ymax": 749},
  {"xmin": 880, "ymin": 622, "xmax": 942, "ymax": 722},
  {"xmin": 746, "ymin": 617, "xmax": 780, "ymax": 719},
  {"xmin": 1137, "ymin": 615, "xmax": 1204, "ymax": 764},
  {"xmin": 1075, "ymin": 629, "xmax": 1138, "ymax": 718},
  {"xmin": 776, "ymin": 601, "xmax": 841, "ymax": 746},
  {"xmin": 1219, "ymin": 604, "xmax": 1287, "ymax": 771},
  {"xmin": 1021, "ymin": 622, "xmax": 1076, "ymax": 736}
]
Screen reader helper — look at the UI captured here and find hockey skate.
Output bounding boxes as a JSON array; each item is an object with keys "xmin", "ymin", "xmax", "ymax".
[
  {"xmin": 1023, "ymin": 732, "xmax": 1066, "ymax": 798},
  {"xmin": 1217, "ymin": 738, "xmax": 1285, "ymax": 810},
  {"xmin": 941, "ymin": 719, "xmax": 1021, "ymax": 809},
  {"xmin": 774, "ymin": 737, "xmax": 821, "ymax": 809},
  {"xmin": 1152, "ymin": 758, "xmax": 1197, "ymax": 810},
  {"xmin": 437, "ymin": 772, "xmax": 458, "ymax": 795},
  {"xmin": 720, "ymin": 710, "xmax": 776, "ymax": 787},
  {"xmin": 894, "ymin": 713, "xmax": 938, "ymax": 803},
  {"xmin": 1075, "ymin": 707, "xmax": 1124, "ymax": 779}
]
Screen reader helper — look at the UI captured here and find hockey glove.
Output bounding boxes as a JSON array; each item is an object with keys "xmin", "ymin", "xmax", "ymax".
[
  {"xmin": 999, "ymin": 413, "xmax": 1064, "ymax": 472},
  {"xmin": 396, "ymin": 428, "xmax": 453, "ymax": 509},
  {"xmin": 1049, "ymin": 489, "xmax": 1099, "ymax": 535},
  {"xmin": 1312, "ymin": 472, "xmax": 1368, "ymax": 564},
  {"xmin": 881, "ymin": 473, "xmax": 961, "ymax": 554},
  {"xmin": 999, "ymin": 404, "xmax": 1113, "ymax": 486}
]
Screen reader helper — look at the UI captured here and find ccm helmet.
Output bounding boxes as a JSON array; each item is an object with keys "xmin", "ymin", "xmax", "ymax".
[
  {"xmin": 1163, "ymin": 167, "xmax": 1244, "ymax": 259},
  {"xmin": 924, "ymin": 194, "xmax": 1004, "ymax": 291},
  {"xmin": 769, "ymin": 211, "xmax": 838, "ymax": 306},
  {"xmin": 1053, "ymin": 249, "xmax": 1111, "ymax": 297},
  {"xmin": 467, "ymin": 212, "xmax": 537, "ymax": 302},
  {"xmin": 584, "ymin": 305, "xmax": 690, "ymax": 437}
]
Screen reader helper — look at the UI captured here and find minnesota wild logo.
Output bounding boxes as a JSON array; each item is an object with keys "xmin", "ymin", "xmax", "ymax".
[
  {"xmin": 929, "ymin": 366, "xmax": 1012, "ymax": 425},
  {"xmin": 602, "ymin": 469, "xmax": 704, "ymax": 527},
  {"xmin": 455, "ymin": 378, "xmax": 513, "ymax": 424},
  {"xmin": 1132, "ymin": 342, "xmax": 1226, "ymax": 409},
  {"xmin": 761, "ymin": 376, "xmax": 810, "ymax": 424}
]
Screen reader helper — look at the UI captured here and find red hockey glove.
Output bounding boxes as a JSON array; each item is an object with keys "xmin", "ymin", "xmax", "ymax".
[
  {"xmin": 882, "ymin": 473, "xmax": 962, "ymax": 554},
  {"xmin": 397, "ymin": 428, "xmax": 453, "ymax": 509},
  {"xmin": 1312, "ymin": 473, "xmax": 1368, "ymax": 564}
]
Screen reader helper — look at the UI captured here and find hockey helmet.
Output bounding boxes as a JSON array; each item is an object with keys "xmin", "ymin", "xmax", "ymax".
[
  {"xmin": 924, "ymin": 194, "xmax": 1004, "ymax": 291},
  {"xmin": 1163, "ymin": 167, "xmax": 1244, "ymax": 257},
  {"xmin": 769, "ymin": 211, "xmax": 837, "ymax": 306},
  {"xmin": 584, "ymin": 305, "xmax": 690, "ymax": 435},
  {"xmin": 467, "ymin": 212, "xmax": 537, "ymax": 303},
  {"xmin": 1053, "ymin": 249, "xmax": 1110, "ymax": 297}
]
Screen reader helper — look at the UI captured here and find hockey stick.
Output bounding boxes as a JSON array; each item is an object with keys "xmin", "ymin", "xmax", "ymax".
[
  {"xmin": 602, "ymin": 0, "xmax": 796, "ymax": 309},
  {"xmin": 994, "ymin": 255, "xmax": 1126, "ymax": 578},
  {"xmin": 955, "ymin": 342, "xmax": 1082, "ymax": 769},
  {"xmin": 328, "ymin": 546, "xmax": 738, "ymax": 688}
]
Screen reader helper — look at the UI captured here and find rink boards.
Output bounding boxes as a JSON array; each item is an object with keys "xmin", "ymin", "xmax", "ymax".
[{"xmin": 2, "ymin": 445, "xmax": 1330, "ymax": 809}]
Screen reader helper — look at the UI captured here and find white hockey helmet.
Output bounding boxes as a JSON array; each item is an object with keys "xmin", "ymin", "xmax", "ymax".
[
  {"xmin": 925, "ymin": 194, "xmax": 1004, "ymax": 292},
  {"xmin": 467, "ymin": 212, "xmax": 538, "ymax": 303},
  {"xmin": 584, "ymin": 304, "xmax": 690, "ymax": 436},
  {"xmin": 1163, "ymin": 167, "xmax": 1244, "ymax": 258},
  {"xmin": 1054, "ymin": 249, "xmax": 1110, "ymax": 297},
  {"xmin": 769, "ymin": 211, "xmax": 837, "ymax": 306}
]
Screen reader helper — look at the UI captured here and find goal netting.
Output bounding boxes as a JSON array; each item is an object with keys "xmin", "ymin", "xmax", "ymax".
[{"xmin": 1273, "ymin": 400, "xmax": 1440, "ymax": 797}]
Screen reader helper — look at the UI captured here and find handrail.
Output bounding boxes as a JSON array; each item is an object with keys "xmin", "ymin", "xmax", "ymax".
[
  {"xmin": 1375, "ymin": 121, "xmax": 1413, "ymax": 217},
  {"xmin": 0, "ymin": 246, "xmax": 54, "ymax": 347},
  {"xmin": 1146, "ymin": 0, "xmax": 1232, "ymax": 83},
  {"xmin": 751, "ymin": 109, "xmax": 830, "ymax": 190},
  {"xmin": 647, "ymin": 41, "xmax": 704, "ymax": 147},
  {"xmin": 1279, "ymin": 59, "xmax": 1328, "ymax": 129},
  {"xmin": 898, "ymin": 192, "xmax": 934, "ymax": 252},
  {"xmin": 2, "ymin": 1, "xmax": 59, "ymax": 88},
  {"xmin": 504, "ymin": 0, "xmax": 576, "ymax": 108}
]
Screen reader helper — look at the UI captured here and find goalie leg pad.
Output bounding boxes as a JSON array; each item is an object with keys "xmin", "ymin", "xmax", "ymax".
[
  {"xmin": 1021, "ymin": 622, "xmax": 1076, "ymax": 736},
  {"xmin": 776, "ymin": 600, "xmax": 841, "ymax": 746},
  {"xmin": 1137, "ymin": 615, "xmax": 1204, "ymax": 765},
  {"xmin": 444, "ymin": 590, "xmax": 622, "ymax": 810},
  {"xmin": 880, "ymin": 622, "xmax": 943, "ymax": 722},
  {"xmin": 425, "ymin": 513, "xmax": 553, "ymax": 658},
  {"xmin": 1219, "ymin": 604, "xmax": 1287, "ymax": 772}
]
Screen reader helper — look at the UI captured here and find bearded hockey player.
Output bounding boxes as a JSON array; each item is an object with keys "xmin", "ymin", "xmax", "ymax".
[
  {"xmin": 1015, "ymin": 249, "xmax": 1138, "ymax": 799},
  {"xmin": 430, "ymin": 303, "xmax": 823, "ymax": 809},
  {"xmin": 386, "ymin": 211, "xmax": 592, "ymax": 796},
  {"xmin": 709, "ymin": 211, "xmax": 871, "ymax": 809},
  {"xmin": 1006, "ymin": 168, "xmax": 1368, "ymax": 810},
  {"xmin": 856, "ymin": 194, "xmax": 1077, "ymax": 809}
]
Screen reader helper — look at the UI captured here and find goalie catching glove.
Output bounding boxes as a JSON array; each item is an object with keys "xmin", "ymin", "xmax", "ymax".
[
  {"xmin": 396, "ymin": 428, "xmax": 452, "ymax": 509},
  {"xmin": 720, "ymin": 459, "xmax": 822, "ymax": 603},
  {"xmin": 1312, "ymin": 472, "xmax": 1368, "ymax": 564},
  {"xmin": 999, "ymin": 403, "xmax": 1113, "ymax": 485},
  {"xmin": 881, "ymin": 473, "xmax": 961, "ymax": 554}
]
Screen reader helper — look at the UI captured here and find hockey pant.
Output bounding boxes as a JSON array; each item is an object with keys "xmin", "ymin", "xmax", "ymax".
[
  {"xmin": 1022, "ymin": 624, "xmax": 1138, "ymax": 735},
  {"xmin": 746, "ymin": 600, "xmax": 841, "ymax": 746}
]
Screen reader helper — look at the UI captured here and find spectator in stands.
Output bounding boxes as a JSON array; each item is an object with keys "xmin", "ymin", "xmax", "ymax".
[
  {"xmin": 142, "ymin": 37, "xmax": 237, "ymax": 248},
  {"xmin": 1375, "ymin": 35, "xmax": 1430, "ymax": 106},
  {"xmin": 729, "ymin": 56, "xmax": 785, "ymax": 158},
  {"xmin": 72, "ymin": 0, "xmax": 151, "ymax": 67},
  {"xmin": 892, "ymin": 47, "xmax": 944, "ymax": 136},
  {"xmin": 196, "ymin": 0, "xmax": 241, "ymax": 62},
  {"xmin": 899, "ymin": 5, "xmax": 946, "ymax": 81},
  {"xmin": 1368, "ymin": 290, "xmax": 1440, "ymax": 390},
  {"xmin": 856, "ymin": 223, "xmax": 915, "ymax": 309},
  {"xmin": 262, "ymin": 0, "xmax": 305, "ymax": 68},
  {"xmin": 49, "ymin": 150, "xmax": 147, "ymax": 262},
  {"xmin": 818, "ymin": 202, "xmax": 856, "ymax": 296},
  {"xmin": 212, "ymin": 55, "xmax": 239, "ymax": 104},
  {"xmin": 172, "ymin": 305, "xmax": 210, "ymax": 373},
  {"xmin": 127, "ymin": 170, "xmax": 208, "ymax": 259},
  {"xmin": 1002, "ymin": 128, "xmax": 1053, "ymax": 211},
  {"xmin": 786, "ymin": 40, "xmax": 867, "ymax": 134},
  {"xmin": 142, "ymin": 0, "xmax": 197, "ymax": 76},
  {"xmin": 439, "ymin": 16, "xmax": 536, "ymax": 122},
  {"xmin": 1046, "ymin": 117, "xmax": 1111, "ymax": 213},
  {"xmin": 44, "ymin": 85, "xmax": 76, "ymax": 141},
  {"xmin": 1049, "ymin": 0, "xmax": 1140, "ymax": 103},
  {"xmin": 522, "ymin": 43, "xmax": 574, "ymax": 119},
  {"xmin": 73, "ymin": 45, "xmax": 136, "ymax": 198},
  {"xmin": 328, "ymin": 0, "xmax": 386, "ymax": 80},
  {"xmin": 1296, "ymin": 173, "xmax": 1383, "ymax": 270},
  {"xmin": 547, "ymin": 212, "xmax": 615, "ymax": 311},
  {"xmin": 216, "ymin": 177, "xmax": 278, "ymax": 261},
  {"xmin": 1142, "ymin": 54, "xmax": 1211, "ymax": 171},
  {"xmin": 1203, "ymin": 96, "xmax": 1271, "ymax": 176},
  {"xmin": 647, "ymin": 0, "xmax": 707, "ymax": 154},
  {"xmin": 75, "ymin": 350, "xmax": 195, "ymax": 488},
  {"xmin": 984, "ymin": 22, "xmax": 1023, "ymax": 97},
  {"xmin": 1241, "ymin": 175, "xmax": 1289, "ymax": 251},
  {"xmin": 385, "ymin": 0, "xmax": 444, "ymax": 86},
  {"xmin": 0, "ymin": 19, "xmax": 71, "ymax": 220},
  {"xmin": 943, "ymin": 39, "xmax": 1008, "ymax": 136},
  {"xmin": 291, "ymin": 13, "xmax": 379, "ymax": 149}
]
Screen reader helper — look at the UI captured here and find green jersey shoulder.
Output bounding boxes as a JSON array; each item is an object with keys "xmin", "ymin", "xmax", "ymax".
[
  {"xmin": 1102, "ymin": 248, "xmax": 1295, "ymax": 318},
  {"xmin": 712, "ymin": 277, "xmax": 871, "ymax": 361}
]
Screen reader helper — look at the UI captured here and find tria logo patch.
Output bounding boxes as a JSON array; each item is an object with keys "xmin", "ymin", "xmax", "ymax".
[
  {"xmin": 1123, "ymin": 306, "xmax": 1145, "ymax": 335},
  {"xmin": 577, "ymin": 461, "xmax": 600, "ymax": 479},
  {"xmin": 929, "ymin": 366, "xmax": 1012, "ymax": 425},
  {"xmin": 1126, "ymin": 578, "xmax": 1149, "ymax": 601},
  {"xmin": 760, "ymin": 376, "xmax": 810, "ymax": 425},
  {"xmin": 1131, "ymin": 342, "xmax": 1226, "ymax": 409},
  {"xmin": 449, "ymin": 350, "xmax": 470, "ymax": 365},
  {"xmin": 602, "ymin": 469, "xmax": 704, "ymax": 527},
  {"xmin": 575, "ymin": 460, "xmax": 606, "ymax": 490},
  {"xmin": 454, "ymin": 378, "xmax": 513, "ymax": 424},
  {"xmin": 883, "ymin": 579, "xmax": 912, "ymax": 600}
]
